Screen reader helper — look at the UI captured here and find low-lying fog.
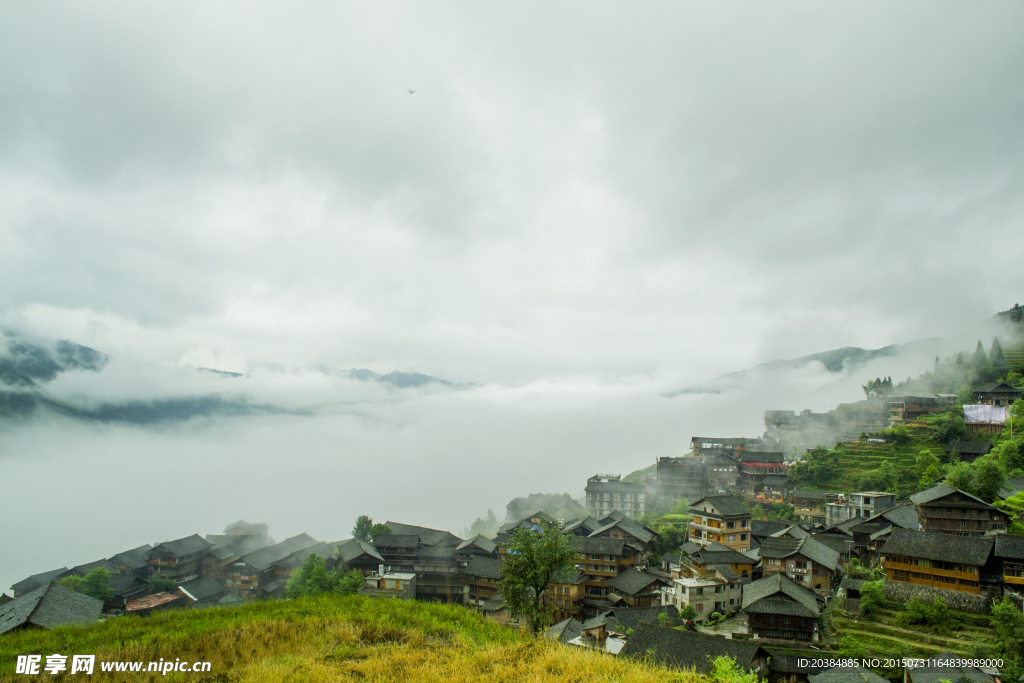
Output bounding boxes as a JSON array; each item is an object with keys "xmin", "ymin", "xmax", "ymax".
[{"xmin": 0, "ymin": 327, "xmax": 984, "ymax": 592}]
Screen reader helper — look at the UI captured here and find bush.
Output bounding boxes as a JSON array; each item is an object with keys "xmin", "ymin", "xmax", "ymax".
[
  {"xmin": 858, "ymin": 580, "xmax": 885, "ymax": 616},
  {"xmin": 902, "ymin": 596, "xmax": 953, "ymax": 633}
]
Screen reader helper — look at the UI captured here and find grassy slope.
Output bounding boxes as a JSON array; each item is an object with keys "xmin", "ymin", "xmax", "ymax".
[{"xmin": 0, "ymin": 596, "xmax": 704, "ymax": 683}]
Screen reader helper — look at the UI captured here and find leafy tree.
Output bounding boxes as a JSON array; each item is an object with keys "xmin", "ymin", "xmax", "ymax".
[
  {"xmin": 60, "ymin": 568, "xmax": 113, "ymax": 601},
  {"xmin": 902, "ymin": 596, "xmax": 953, "ymax": 634},
  {"xmin": 148, "ymin": 575, "xmax": 177, "ymax": 593},
  {"xmin": 370, "ymin": 523, "xmax": 392, "ymax": 544},
  {"xmin": 858, "ymin": 579, "xmax": 885, "ymax": 616},
  {"xmin": 916, "ymin": 450, "xmax": 941, "ymax": 478},
  {"xmin": 58, "ymin": 575, "xmax": 83, "ymax": 592},
  {"xmin": 285, "ymin": 554, "xmax": 362, "ymax": 598},
  {"xmin": 973, "ymin": 340, "xmax": 989, "ymax": 374},
  {"xmin": 945, "ymin": 460, "xmax": 976, "ymax": 495},
  {"xmin": 81, "ymin": 568, "xmax": 113, "ymax": 601},
  {"xmin": 669, "ymin": 497, "xmax": 689, "ymax": 515},
  {"xmin": 709, "ymin": 656, "xmax": 760, "ymax": 683},
  {"xmin": 994, "ymin": 492, "xmax": 1024, "ymax": 533},
  {"xmin": 992, "ymin": 338, "xmax": 1008, "ymax": 368},
  {"xmin": 789, "ymin": 447, "xmax": 840, "ymax": 489},
  {"xmin": 975, "ymin": 456, "xmax": 1008, "ymax": 502},
  {"xmin": 353, "ymin": 515, "xmax": 393, "ymax": 544},
  {"xmin": 353, "ymin": 515, "xmax": 374, "ymax": 542},
  {"xmin": 679, "ymin": 604, "xmax": 696, "ymax": 621},
  {"xmin": 338, "ymin": 569, "xmax": 366, "ymax": 595},
  {"xmin": 992, "ymin": 597, "xmax": 1024, "ymax": 645},
  {"xmin": 499, "ymin": 525, "xmax": 577, "ymax": 636},
  {"xmin": 936, "ymin": 413, "xmax": 969, "ymax": 446},
  {"xmin": 880, "ymin": 425, "xmax": 912, "ymax": 446},
  {"xmin": 995, "ymin": 440, "xmax": 1024, "ymax": 473}
]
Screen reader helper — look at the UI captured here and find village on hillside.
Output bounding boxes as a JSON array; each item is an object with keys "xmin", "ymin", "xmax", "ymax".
[{"xmin": 4, "ymin": 318, "xmax": 1024, "ymax": 683}]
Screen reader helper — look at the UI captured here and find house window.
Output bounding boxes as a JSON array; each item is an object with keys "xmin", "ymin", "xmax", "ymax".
[
  {"xmin": 728, "ymin": 535, "xmax": 736, "ymax": 542},
  {"xmin": 695, "ymin": 604, "xmax": 703, "ymax": 611},
  {"xmin": 741, "ymin": 534, "xmax": 747, "ymax": 541}
]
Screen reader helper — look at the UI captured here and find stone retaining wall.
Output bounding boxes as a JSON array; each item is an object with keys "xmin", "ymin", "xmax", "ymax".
[{"xmin": 884, "ymin": 581, "xmax": 991, "ymax": 614}]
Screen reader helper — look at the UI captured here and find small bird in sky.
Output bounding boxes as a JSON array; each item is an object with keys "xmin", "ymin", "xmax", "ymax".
[{"xmin": 408, "ymin": 89, "xmax": 416, "ymax": 94}]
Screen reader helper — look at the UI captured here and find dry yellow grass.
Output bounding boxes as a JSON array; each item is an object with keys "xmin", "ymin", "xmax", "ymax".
[{"xmin": 1, "ymin": 595, "xmax": 705, "ymax": 682}]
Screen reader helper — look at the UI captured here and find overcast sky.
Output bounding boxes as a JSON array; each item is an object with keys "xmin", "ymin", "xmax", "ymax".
[{"xmin": 2, "ymin": 2, "xmax": 1023, "ymax": 590}]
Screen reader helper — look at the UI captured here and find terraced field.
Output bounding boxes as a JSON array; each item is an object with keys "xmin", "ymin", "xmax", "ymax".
[{"xmin": 833, "ymin": 606, "xmax": 997, "ymax": 659}]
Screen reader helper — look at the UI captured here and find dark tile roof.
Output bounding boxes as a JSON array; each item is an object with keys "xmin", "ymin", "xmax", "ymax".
[
  {"xmin": 761, "ymin": 475, "xmax": 790, "ymax": 486},
  {"xmin": 108, "ymin": 573, "xmax": 148, "ymax": 597},
  {"xmin": 880, "ymin": 528, "xmax": 992, "ymax": 566},
  {"xmin": 11, "ymin": 567, "xmax": 68, "ymax": 595},
  {"xmin": 974, "ymin": 383, "xmax": 1022, "ymax": 395},
  {"xmin": 867, "ymin": 502, "xmax": 920, "ymax": 530},
  {"xmin": 385, "ymin": 522, "xmax": 462, "ymax": 547},
  {"xmin": 456, "ymin": 535, "xmax": 497, "ymax": 554},
  {"xmin": 63, "ymin": 559, "xmax": 119, "ymax": 578},
  {"xmin": 151, "ymin": 534, "xmax": 213, "ymax": 558},
  {"xmin": 809, "ymin": 666, "xmax": 889, "ymax": 683},
  {"xmin": 563, "ymin": 517, "xmax": 602, "ymax": 534},
  {"xmin": 840, "ymin": 578, "xmax": 868, "ymax": 591},
  {"xmin": 741, "ymin": 451, "xmax": 786, "ymax": 463},
  {"xmin": 605, "ymin": 568, "xmax": 664, "ymax": 597},
  {"xmin": 911, "ymin": 483, "xmax": 993, "ymax": 509},
  {"xmin": 601, "ymin": 516, "xmax": 656, "ymax": 544},
  {"xmin": 272, "ymin": 542, "xmax": 338, "ymax": 569},
  {"xmin": 548, "ymin": 617, "xmax": 583, "ymax": 643},
  {"xmin": 679, "ymin": 541, "xmax": 703, "ymax": 555},
  {"xmin": 112, "ymin": 544, "xmax": 153, "ymax": 570},
  {"xmin": 750, "ymin": 520, "xmax": 791, "ymax": 538},
  {"xmin": 238, "ymin": 533, "xmax": 319, "ymax": 572},
  {"xmin": 416, "ymin": 544, "xmax": 457, "ymax": 560},
  {"xmin": 906, "ymin": 651, "xmax": 995, "ymax": 683},
  {"xmin": 336, "ymin": 538, "xmax": 385, "ymax": 564},
  {"xmin": 810, "ymin": 534, "xmax": 854, "ymax": 556},
  {"xmin": 0, "ymin": 583, "xmax": 103, "ymax": 635},
  {"xmin": 551, "ymin": 568, "xmax": 587, "ymax": 585},
  {"xmin": 178, "ymin": 578, "xmax": 227, "ymax": 602},
  {"xmin": 709, "ymin": 564, "xmax": 740, "ymax": 580},
  {"xmin": 758, "ymin": 536, "xmax": 803, "ymax": 559},
  {"xmin": 607, "ymin": 605, "xmax": 681, "ymax": 631},
  {"xmin": 792, "ymin": 489, "xmax": 830, "ymax": 501},
  {"xmin": 692, "ymin": 495, "xmax": 750, "ymax": 518},
  {"xmin": 375, "ymin": 534, "xmax": 419, "ymax": 549},
  {"xmin": 574, "ymin": 537, "xmax": 628, "ymax": 556},
  {"xmin": 995, "ymin": 535, "xmax": 1024, "ymax": 560},
  {"xmin": 694, "ymin": 547, "xmax": 755, "ymax": 566},
  {"xmin": 620, "ymin": 622, "xmax": 769, "ymax": 674},
  {"xmin": 742, "ymin": 573, "xmax": 820, "ymax": 618},
  {"xmin": 946, "ymin": 441, "xmax": 994, "ymax": 456},
  {"xmin": 206, "ymin": 533, "xmax": 268, "ymax": 557},
  {"xmin": 464, "ymin": 556, "xmax": 501, "ymax": 580}
]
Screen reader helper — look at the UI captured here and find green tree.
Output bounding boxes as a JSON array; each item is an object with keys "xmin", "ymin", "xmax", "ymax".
[
  {"xmin": 916, "ymin": 450, "xmax": 941, "ymax": 478},
  {"xmin": 669, "ymin": 497, "xmax": 689, "ymax": 515},
  {"xmin": 679, "ymin": 604, "xmax": 696, "ymax": 621},
  {"xmin": 498, "ymin": 525, "xmax": 577, "ymax": 636},
  {"xmin": 709, "ymin": 656, "xmax": 760, "ymax": 683},
  {"xmin": 58, "ymin": 575, "xmax": 84, "ymax": 592},
  {"xmin": 60, "ymin": 568, "xmax": 113, "ymax": 601},
  {"xmin": 369, "ymin": 523, "xmax": 392, "ymax": 543},
  {"xmin": 991, "ymin": 597, "xmax": 1024, "ymax": 645},
  {"xmin": 945, "ymin": 460, "xmax": 976, "ymax": 494},
  {"xmin": 975, "ymin": 456, "xmax": 1008, "ymax": 502},
  {"xmin": 148, "ymin": 575, "xmax": 177, "ymax": 593},
  {"xmin": 287, "ymin": 554, "xmax": 341, "ymax": 598},
  {"xmin": 994, "ymin": 492, "xmax": 1024, "ymax": 533},
  {"xmin": 353, "ymin": 515, "xmax": 374, "ymax": 542},
  {"xmin": 338, "ymin": 568, "xmax": 366, "ymax": 595},
  {"xmin": 859, "ymin": 580, "xmax": 885, "ymax": 616},
  {"xmin": 80, "ymin": 567, "xmax": 113, "ymax": 601},
  {"xmin": 992, "ymin": 338, "xmax": 1008, "ymax": 369},
  {"xmin": 353, "ymin": 515, "xmax": 393, "ymax": 544}
]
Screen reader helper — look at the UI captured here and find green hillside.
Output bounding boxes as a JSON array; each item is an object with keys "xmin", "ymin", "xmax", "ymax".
[{"xmin": 0, "ymin": 596, "xmax": 705, "ymax": 683}]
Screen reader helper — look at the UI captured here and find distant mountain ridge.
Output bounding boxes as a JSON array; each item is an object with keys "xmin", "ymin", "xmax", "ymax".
[{"xmin": 0, "ymin": 332, "xmax": 466, "ymax": 425}]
